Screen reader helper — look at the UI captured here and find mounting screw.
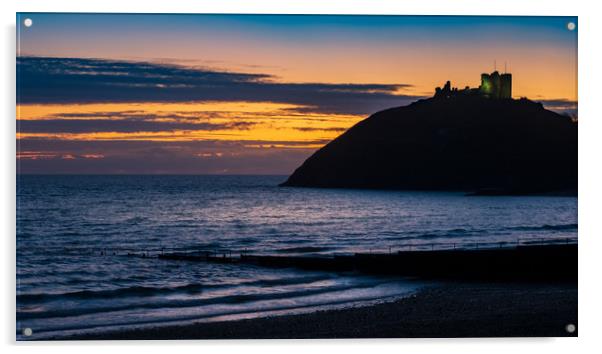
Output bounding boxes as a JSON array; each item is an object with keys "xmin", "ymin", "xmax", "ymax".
[
  {"xmin": 566, "ymin": 323, "xmax": 576, "ymax": 333},
  {"xmin": 23, "ymin": 18, "xmax": 33, "ymax": 27},
  {"xmin": 22, "ymin": 327, "xmax": 32, "ymax": 337},
  {"xmin": 567, "ymin": 22, "xmax": 576, "ymax": 31}
]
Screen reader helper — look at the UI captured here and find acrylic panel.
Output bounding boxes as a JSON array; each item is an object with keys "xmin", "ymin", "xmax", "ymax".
[{"xmin": 16, "ymin": 13, "xmax": 577, "ymax": 340}]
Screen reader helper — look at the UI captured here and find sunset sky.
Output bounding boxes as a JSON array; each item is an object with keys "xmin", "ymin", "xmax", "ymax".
[{"xmin": 17, "ymin": 14, "xmax": 578, "ymax": 174}]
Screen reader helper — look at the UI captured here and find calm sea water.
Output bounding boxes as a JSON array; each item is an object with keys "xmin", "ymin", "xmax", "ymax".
[{"xmin": 16, "ymin": 175, "xmax": 577, "ymax": 339}]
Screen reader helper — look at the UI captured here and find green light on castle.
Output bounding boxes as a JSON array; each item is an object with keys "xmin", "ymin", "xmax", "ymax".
[
  {"xmin": 480, "ymin": 70, "xmax": 512, "ymax": 99},
  {"xmin": 481, "ymin": 80, "xmax": 492, "ymax": 95}
]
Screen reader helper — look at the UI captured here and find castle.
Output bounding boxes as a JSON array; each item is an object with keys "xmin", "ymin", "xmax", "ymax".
[
  {"xmin": 435, "ymin": 70, "xmax": 512, "ymax": 99},
  {"xmin": 480, "ymin": 71, "xmax": 512, "ymax": 99}
]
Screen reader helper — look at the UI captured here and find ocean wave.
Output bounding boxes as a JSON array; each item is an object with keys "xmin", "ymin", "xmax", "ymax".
[
  {"xmin": 276, "ymin": 246, "xmax": 331, "ymax": 253},
  {"xmin": 123, "ymin": 216, "xmax": 148, "ymax": 224},
  {"xmin": 17, "ymin": 282, "xmax": 369, "ymax": 320},
  {"xmin": 386, "ymin": 228, "xmax": 478, "ymax": 241},
  {"xmin": 17, "ymin": 274, "xmax": 333, "ymax": 304},
  {"xmin": 504, "ymin": 223, "xmax": 578, "ymax": 232},
  {"xmin": 236, "ymin": 237, "xmax": 259, "ymax": 245},
  {"xmin": 386, "ymin": 223, "xmax": 577, "ymax": 242},
  {"xmin": 20, "ymin": 286, "xmax": 416, "ymax": 337}
]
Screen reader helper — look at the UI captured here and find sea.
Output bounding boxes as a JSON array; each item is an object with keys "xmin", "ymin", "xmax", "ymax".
[{"xmin": 16, "ymin": 175, "xmax": 578, "ymax": 339}]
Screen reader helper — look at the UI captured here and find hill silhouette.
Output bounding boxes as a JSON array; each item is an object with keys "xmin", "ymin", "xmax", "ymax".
[{"xmin": 281, "ymin": 95, "xmax": 577, "ymax": 194}]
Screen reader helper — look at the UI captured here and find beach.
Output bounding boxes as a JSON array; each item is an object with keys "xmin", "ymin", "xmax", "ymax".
[{"xmin": 59, "ymin": 281, "xmax": 577, "ymax": 340}]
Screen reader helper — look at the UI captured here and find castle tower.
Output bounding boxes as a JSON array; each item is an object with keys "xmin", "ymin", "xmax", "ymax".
[
  {"xmin": 480, "ymin": 70, "xmax": 511, "ymax": 99},
  {"xmin": 480, "ymin": 73, "xmax": 492, "ymax": 98},
  {"xmin": 500, "ymin": 73, "xmax": 512, "ymax": 99},
  {"xmin": 490, "ymin": 71, "xmax": 501, "ymax": 99}
]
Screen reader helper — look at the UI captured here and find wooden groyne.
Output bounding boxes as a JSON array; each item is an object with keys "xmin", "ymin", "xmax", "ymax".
[{"xmin": 158, "ymin": 243, "xmax": 577, "ymax": 281}]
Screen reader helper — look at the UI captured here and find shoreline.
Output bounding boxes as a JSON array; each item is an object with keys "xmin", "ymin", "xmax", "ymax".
[{"xmin": 54, "ymin": 281, "xmax": 577, "ymax": 340}]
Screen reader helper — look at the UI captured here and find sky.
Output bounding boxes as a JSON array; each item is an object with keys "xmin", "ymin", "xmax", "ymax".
[{"xmin": 16, "ymin": 14, "xmax": 578, "ymax": 174}]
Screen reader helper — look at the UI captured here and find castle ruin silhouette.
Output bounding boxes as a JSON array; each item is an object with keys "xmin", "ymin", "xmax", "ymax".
[{"xmin": 435, "ymin": 70, "xmax": 512, "ymax": 99}]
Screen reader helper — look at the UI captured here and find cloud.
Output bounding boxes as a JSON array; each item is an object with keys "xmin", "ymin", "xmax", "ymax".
[
  {"xmin": 537, "ymin": 98, "xmax": 578, "ymax": 117},
  {"xmin": 292, "ymin": 127, "xmax": 347, "ymax": 132},
  {"xmin": 17, "ymin": 56, "xmax": 420, "ymax": 115},
  {"xmin": 17, "ymin": 138, "xmax": 318, "ymax": 174},
  {"xmin": 18, "ymin": 118, "xmax": 255, "ymax": 134}
]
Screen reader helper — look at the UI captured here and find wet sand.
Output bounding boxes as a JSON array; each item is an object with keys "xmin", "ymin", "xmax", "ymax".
[{"xmin": 60, "ymin": 282, "xmax": 577, "ymax": 340}]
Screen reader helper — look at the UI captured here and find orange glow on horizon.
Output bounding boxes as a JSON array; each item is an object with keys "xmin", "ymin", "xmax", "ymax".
[{"xmin": 17, "ymin": 101, "xmax": 364, "ymax": 147}]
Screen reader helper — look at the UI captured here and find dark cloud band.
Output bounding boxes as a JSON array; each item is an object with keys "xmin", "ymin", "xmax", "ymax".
[
  {"xmin": 17, "ymin": 56, "xmax": 419, "ymax": 115},
  {"xmin": 17, "ymin": 119, "xmax": 255, "ymax": 134}
]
